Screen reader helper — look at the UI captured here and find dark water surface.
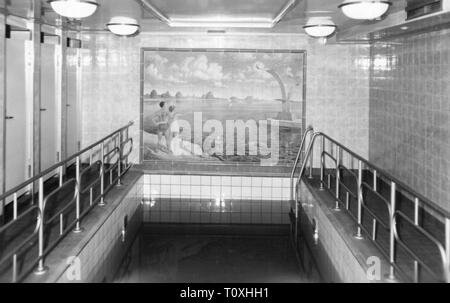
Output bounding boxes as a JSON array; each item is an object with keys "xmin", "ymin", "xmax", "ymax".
[{"xmin": 114, "ymin": 230, "xmax": 305, "ymax": 283}]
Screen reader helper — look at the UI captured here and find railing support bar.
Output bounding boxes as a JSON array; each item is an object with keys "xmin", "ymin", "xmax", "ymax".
[
  {"xmin": 73, "ymin": 156, "xmax": 83, "ymax": 234},
  {"xmin": 319, "ymin": 136, "xmax": 325, "ymax": 190},
  {"xmin": 333, "ymin": 145, "xmax": 341, "ymax": 211},
  {"xmin": 386, "ymin": 181, "xmax": 397, "ymax": 282},
  {"xmin": 445, "ymin": 218, "xmax": 450, "ymax": 282},
  {"xmin": 99, "ymin": 142, "xmax": 106, "ymax": 206},
  {"xmin": 354, "ymin": 160, "xmax": 364, "ymax": 240},
  {"xmin": 34, "ymin": 177, "xmax": 48, "ymax": 275},
  {"xmin": 308, "ymin": 131, "xmax": 314, "ymax": 179},
  {"xmin": 117, "ymin": 131, "xmax": 123, "ymax": 187}
]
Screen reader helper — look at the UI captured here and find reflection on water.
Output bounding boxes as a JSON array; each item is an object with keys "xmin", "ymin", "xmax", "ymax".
[{"xmin": 114, "ymin": 233, "xmax": 306, "ymax": 283}]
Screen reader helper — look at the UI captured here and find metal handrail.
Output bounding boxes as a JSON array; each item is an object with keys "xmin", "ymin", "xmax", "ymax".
[
  {"xmin": 291, "ymin": 131, "xmax": 450, "ymax": 283},
  {"xmin": 0, "ymin": 121, "xmax": 133, "ymax": 201},
  {"xmin": 393, "ymin": 211, "xmax": 449, "ymax": 282},
  {"xmin": 0, "ymin": 122, "xmax": 134, "ymax": 282},
  {"xmin": 290, "ymin": 126, "xmax": 313, "ymax": 201},
  {"xmin": 0, "ymin": 206, "xmax": 41, "ymax": 282}
]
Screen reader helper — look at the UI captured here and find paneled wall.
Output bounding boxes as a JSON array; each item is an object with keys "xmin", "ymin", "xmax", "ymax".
[
  {"xmin": 80, "ymin": 33, "xmax": 370, "ymax": 166},
  {"xmin": 369, "ymin": 29, "xmax": 450, "ymax": 212}
]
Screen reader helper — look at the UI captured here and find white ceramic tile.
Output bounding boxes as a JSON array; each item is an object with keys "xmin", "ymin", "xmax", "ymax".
[
  {"xmin": 222, "ymin": 176, "xmax": 232, "ymax": 186},
  {"xmin": 242, "ymin": 177, "xmax": 252, "ymax": 186},
  {"xmin": 262, "ymin": 178, "xmax": 272, "ymax": 187},
  {"xmin": 161, "ymin": 185, "xmax": 170, "ymax": 196},
  {"xmin": 161, "ymin": 175, "xmax": 171, "ymax": 184},
  {"xmin": 180, "ymin": 185, "xmax": 191, "ymax": 196},
  {"xmin": 232, "ymin": 177, "xmax": 242, "ymax": 186},
  {"xmin": 171, "ymin": 184, "xmax": 181, "ymax": 196},
  {"xmin": 272, "ymin": 178, "xmax": 283, "ymax": 187},
  {"xmin": 170, "ymin": 175, "xmax": 181, "ymax": 184},
  {"xmin": 242, "ymin": 187, "xmax": 252, "ymax": 198},
  {"xmin": 211, "ymin": 176, "xmax": 221, "ymax": 186},
  {"xmin": 201, "ymin": 176, "xmax": 211, "ymax": 185},
  {"xmin": 221, "ymin": 187, "xmax": 231, "ymax": 199},
  {"xmin": 272, "ymin": 187, "xmax": 282, "ymax": 199},
  {"xmin": 191, "ymin": 185, "xmax": 201, "ymax": 198},
  {"xmin": 232, "ymin": 187, "xmax": 242, "ymax": 199},
  {"xmin": 201, "ymin": 186, "xmax": 211, "ymax": 198},
  {"xmin": 191, "ymin": 175, "xmax": 201, "ymax": 185},
  {"xmin": 180, "ymin": 175, "xmax": 190, "ymax": 185},
  {"xmin": 150, "ymin": 174, "xmax": 160, "ymax": 184},
  {"xmin": 211, "ymin": 186, "xmax": 221, "ymax": 197},
  {"xmin": 251, "ymin": 187, "xmax": 262, "ymax": 199},
  {"xmin": 261, "ymin": 187, "xmax": 271, "ymax": 199},
  {"xmin": 252, "ymin": 177, "xmax": 262, "ymax": 187}
]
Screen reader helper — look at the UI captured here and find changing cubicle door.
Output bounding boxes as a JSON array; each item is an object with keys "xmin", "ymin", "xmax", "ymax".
[
  {"xmin": 66, "ymin": 47, "xmax": 79, "ymax": 159},
  {"xmin": 40, "ymin": 43, "xmax": 58, "ymax": 172},
  {"xmin": 5, "ymin": 39, "xmax": 28, "ymax": 191}
]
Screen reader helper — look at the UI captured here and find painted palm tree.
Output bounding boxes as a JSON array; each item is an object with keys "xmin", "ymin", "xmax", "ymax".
[{"xmin": 255, "ymin": 63, "xmax": 290, "ymax": 116}]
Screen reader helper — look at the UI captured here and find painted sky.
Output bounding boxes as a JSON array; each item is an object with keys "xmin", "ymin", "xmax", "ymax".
[{"xmin": 144, "ymin": 51, "xmax": 304, "ymax": 101}]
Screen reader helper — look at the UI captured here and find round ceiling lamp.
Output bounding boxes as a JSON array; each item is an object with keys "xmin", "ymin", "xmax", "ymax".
[
  {"xmin": 303, "ymin": 18, "xmax": 337, "ymax": 38},
  {"xmin": 107, "ymin": 17, "xmax": 140, "ymax": 36},
  {"xmin": 338, "ymin": 0, "xmax": 392, "ymax": 20},
  {"xmin": 48, "ymin": 0, "xmax": 99, "ymax": 19}
]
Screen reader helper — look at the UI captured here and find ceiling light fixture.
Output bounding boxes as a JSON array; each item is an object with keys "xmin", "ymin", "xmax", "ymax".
[
  {"xmin": 303, "ymin": 18, "xmax": 337, "ymax": 38},
  {"xmin": 107, "ymin": 17, "xmax": 140, "ymax": 36},
  {"xmin": 48, "ymin": 0, "xmax": 99, "ymax": 19},
  {"xmin": 338, "ymin": 0, "xmax": 392, "ymax": 20}
]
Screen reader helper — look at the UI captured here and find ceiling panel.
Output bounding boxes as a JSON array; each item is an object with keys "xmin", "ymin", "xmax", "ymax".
[
  {"xmin": 1, "ymin": 0, "xmax": 409, "ymax": 38},
  {"xmin": 147, "ymin": 0, "xmax": 290, "ymax": 20}
]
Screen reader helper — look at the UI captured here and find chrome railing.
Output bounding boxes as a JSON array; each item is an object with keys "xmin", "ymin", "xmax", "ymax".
[
  {"xmin": 290, "ymin": 126, "xmax": 313, "ymax": 243},
  {"xmin": 0, "ymin": 122, "xmax": 134, "ymax": 282},
  {"xmin": 291, "ymin": 131, "xmax": 450, "ymax": 283}
]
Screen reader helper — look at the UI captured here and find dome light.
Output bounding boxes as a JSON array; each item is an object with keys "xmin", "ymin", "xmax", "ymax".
[
  {"xmin": 48, "ymin": 0, "xmax": 99, "ymax": 19},
  {"xmin": 107, "ymin": 17, "xmax": 140, "ymax": 36},
  {"xmin": 338, "ymin": 0, "xmax": 392, "ymax": 20},
  {"xmin": 303, "ymin": 18, "xmax": 337, "ymax": 38}
]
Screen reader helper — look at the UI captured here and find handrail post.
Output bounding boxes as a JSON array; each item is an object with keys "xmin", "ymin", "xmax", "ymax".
[
  {"xmin": 354, "ymin": 160, "xmax": 364, "ymax": 239},
  {"xmin": 373, "ymin": 170, "xmax": 377, "ymax": 192},
  {"xmin": 414, "ymin": 197, "xmax": 420, "ymax": 282},
  {"xmin": 34, "ymin": 177, "xmax": 48, "ymax": 275},
  {"xmin": 99, "ymin": 142, "xmax": 106, "ymax": 207},
  {"xmin": 117, "ymin": 131, "xmax": 123, "ymax": 187},
  {"xmin": 445, "ymin": 218, "xmax": 450, "ymax": 283},
  {"xmin": 73, "ymin": 156, "xmax": 84, "ymax": 233},
  {"xmin": 319, "ymin": 136, "xmax": 325, "ymax": 190},
  {"xmin": 333, "ymin": 145, "xmax": 341, "ymax": 211},
  {"xmin": 386, "ymin": 181, "xmax": 397, "ymax": 282},
  {"xmin": 308, "ymin": 130, "xmax": 314, "ymax": 179}
]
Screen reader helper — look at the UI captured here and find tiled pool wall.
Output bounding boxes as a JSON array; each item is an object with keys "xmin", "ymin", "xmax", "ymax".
[
  {"xmin": 298, "ymin": 179, "xmax": 388, "ymax": 283},
  {"xmin": 142, "ymin": 174, "xmax": 292, "ymax": 225},
  {"xmin": 56, "ymin": 175, "xmax": 143, "ymax": 283}
]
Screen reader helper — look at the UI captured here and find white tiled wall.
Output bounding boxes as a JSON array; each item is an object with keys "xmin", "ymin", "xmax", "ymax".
[
  {"xmin": 144, "ymin": 174, "xmax": 291, "ymax": 200},
  {"xmin": 143, "ymin": 174, "xmax": 292, "ymax": 225}
]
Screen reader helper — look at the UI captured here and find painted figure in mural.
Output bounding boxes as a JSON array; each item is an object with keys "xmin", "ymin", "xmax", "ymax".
[
  {"xmin": 170, "ymin": 125, "xmax": 204, "ymax": 157},
  {"xmin": 151, "ymin": 101, "xmax": 170, "ymax": 150},
  {"xmin": 165, "ymin": 105, "xmax": 177, "ymax": 148}
]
